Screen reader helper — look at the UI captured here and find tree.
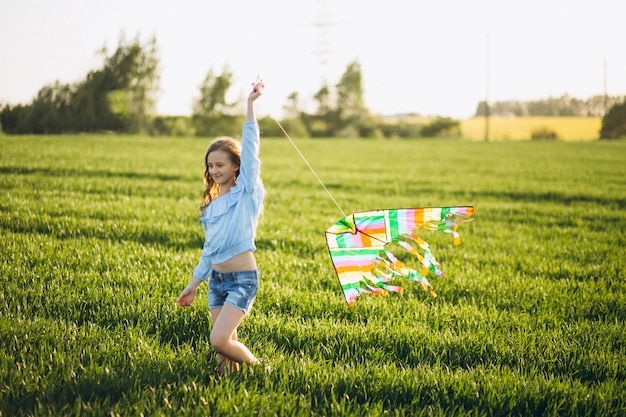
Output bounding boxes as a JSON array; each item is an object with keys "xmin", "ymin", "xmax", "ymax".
[
  {"xmin": 306, "ymin": 84, "xmax": 336, "ymax": 137},
  {"xmin": 192, "ymin": 66, "xmax": 242, "ymax": 137},
  {"xmin": 335, "ymin": 60, "xmax": 368, "ymax": 132},
  {"xmin": 600, "ymin": 99, "xmax": 626, "ymax": 139},
  {"xmin": 193, "ymin": 66, "xmax": 236, "ymax": 116},
  {"xmin": 302, "ymin": 60, "xmax": 371, "ymax": 137},
  {"xmin": 474, "ymin": 94, "xmax": 626, "ymax": 117},
  {"xmin": 0, "ymin": 104, "xmax": 26, "ymax": 133},
  {"xmin": 0, "ymin": 33, "xmax": 159, "ymax": 134},
  {"xmin": 313, "ymin": 84, "xmax": 332, "ymax": 116},
  {"xmin": 96, "ymin": 33, "xmax": 160, "ymax": 133},
  {"xmin": 275, "ymin": 92, "xmax": 309, "ymax": 138},
  {"xmin": 283, "ymin": 92, "xmax": 301, "ymax": 119}
]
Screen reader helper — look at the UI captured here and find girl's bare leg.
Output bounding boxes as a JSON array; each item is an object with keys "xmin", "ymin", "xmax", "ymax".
[
  {"xmin": 211, "ymin": 308, "xmax": 240, "ymax": 373},
  {"xmin": 210, "ymin": 305, "xmax": 259, "ymax": 371},
  {"xmin": 219, "ymin": 333, "xmax": 240, "ymax": 373}
]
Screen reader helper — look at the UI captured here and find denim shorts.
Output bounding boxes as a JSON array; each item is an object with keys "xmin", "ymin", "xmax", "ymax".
[{"xmin": 208, "ymin": 269, "xmax": 259, "ymax": 315}]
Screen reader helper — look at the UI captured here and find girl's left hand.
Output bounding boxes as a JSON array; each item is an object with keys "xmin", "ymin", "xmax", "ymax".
[{"xmin": 177, "ymin": 286, "xmax": 197, "ymax": 307}]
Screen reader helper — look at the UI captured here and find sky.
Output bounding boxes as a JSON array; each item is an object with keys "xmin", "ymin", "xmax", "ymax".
[{"xmin": 1, "ymin": 0, "xmax": 625, "ymax": 119}]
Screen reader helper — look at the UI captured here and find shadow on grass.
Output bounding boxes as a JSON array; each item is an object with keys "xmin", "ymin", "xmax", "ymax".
[
  {"xmin": 1, "ymin": 219, "xmax": 201, "ymax": 251},
  {"xmin": 0, "ymin": 165, "xmax": 186, "ymax": 183},
  {"xmin": 0, "ymin": 353, "xmax": 219, "ymax": 416}
]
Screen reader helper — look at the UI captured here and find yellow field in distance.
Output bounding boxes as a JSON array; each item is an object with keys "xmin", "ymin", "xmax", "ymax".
[{"xmin": 461, "ymin": 116, "xmax": 602, "ymax": 141}]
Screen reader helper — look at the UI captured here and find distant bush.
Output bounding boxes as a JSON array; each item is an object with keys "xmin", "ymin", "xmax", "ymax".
[
  {"xmin": 191, "ymin": 114, "xmax": 244, "ymax": 138},
  {"xmin": 378, "ymin": 121, "xmax": 423, "ymax": 138},
  {"xmin": 421, "ymin": 117, "xmax": 461, "ymax": 138},
  {"xmin": 336, "ymin": 124, "xmax": 360, "ymax": 139},
  {"xmin": 600, "ymin": 100, "xmax": 626, "ymax": 139},
  {"xmin": 149, "ymin": 116, "xmax": 194, "ymax": 137},
  {"xmin": 531, "ymin": 126, "xmax": 558, "ymax": 140},
  {"xmin": 259, "ymin": 116, "xmax": 309, "ymax": 138}
]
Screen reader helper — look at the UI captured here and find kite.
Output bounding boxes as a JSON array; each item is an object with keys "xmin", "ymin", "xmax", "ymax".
[
  {"xmin": 273, "ymin": 117, "xmax": 475, "ymax": 306},
  {"xmin": 325, "ymin": 207, "xmax": 474, "ymax": 305}
]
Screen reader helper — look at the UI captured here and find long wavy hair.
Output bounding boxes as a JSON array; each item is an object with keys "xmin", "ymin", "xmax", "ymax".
[{"xmin": 199, "ymin": 137, "xmax": 241, "ymax": 213}]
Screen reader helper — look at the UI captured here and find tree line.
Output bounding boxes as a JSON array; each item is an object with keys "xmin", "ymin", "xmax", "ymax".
[
  {"xmin": 1, "ymin": 34, "xmax": 159, "ymax": 135},
  {"xmin": 475, "ymin": 94, "xmax": 624, "ymax": 117},
  {"xmin": 2, "ymin": 34, "xmax": 625, "ymax": 139},
  {"xmin": 476, "ymin": 95, "xmax": 626, "ymax": 139},
  {"xmin": 0, "ymin": 34, "xmax": 461, "ymax": 139}
]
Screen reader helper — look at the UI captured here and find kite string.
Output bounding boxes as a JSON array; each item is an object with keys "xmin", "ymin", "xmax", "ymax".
[{"xmin": 272, "ymin": 118, "xmax": 346, "ymax": 218}]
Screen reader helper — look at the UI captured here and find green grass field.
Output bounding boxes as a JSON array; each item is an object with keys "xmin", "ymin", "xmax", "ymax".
[{"xmin": 1, "ymin": 134, "xmax": 625, "ymax": 416}]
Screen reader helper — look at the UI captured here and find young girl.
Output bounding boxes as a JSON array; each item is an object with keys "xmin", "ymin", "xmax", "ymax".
[{"xmin": 177, "ymin": 76, "xmax": 265, "ymax": 374}]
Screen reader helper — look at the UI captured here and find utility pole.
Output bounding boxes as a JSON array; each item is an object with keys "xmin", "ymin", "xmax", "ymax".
[
  {"xmin": 603, "ymin": 52, "xmax": 609, "ymax": 116},
  {"xmin": 485, "ymin": 35, "xmax": 490, "ymax": 142},
  {"xmin": 313, "ymin": 0, "xmax": 334, "ymax": 82}
]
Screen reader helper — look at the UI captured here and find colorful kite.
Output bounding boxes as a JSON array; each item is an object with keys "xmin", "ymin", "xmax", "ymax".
[{"xmin": 325, "ymin": 207, "xmax": 475, "ymax": 305}]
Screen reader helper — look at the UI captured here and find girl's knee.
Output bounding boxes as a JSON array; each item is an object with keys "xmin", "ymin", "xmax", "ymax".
[{"xmin": 210, "ymin": 333, "xmax": 230, "ymax": 353}]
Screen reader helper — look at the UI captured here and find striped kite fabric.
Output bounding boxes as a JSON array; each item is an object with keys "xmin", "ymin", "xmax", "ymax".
[{"xmin": 325, "ymin": 207, "xmax": 475, "ymax": 305}]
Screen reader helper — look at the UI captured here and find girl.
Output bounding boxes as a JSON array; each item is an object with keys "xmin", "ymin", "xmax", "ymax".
[{"xmin": 177, "ymin": 76, "xmax": 265, "ymax": 374}]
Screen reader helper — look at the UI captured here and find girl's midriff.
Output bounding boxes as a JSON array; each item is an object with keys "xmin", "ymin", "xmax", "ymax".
[{"xmin": 212, "ymin": 250, "xmax": 257, "ymax": 273}]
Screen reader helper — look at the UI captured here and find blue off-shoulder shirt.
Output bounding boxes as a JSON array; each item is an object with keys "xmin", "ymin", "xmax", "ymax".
[{"xmin": 192, "ymin": 121, "xmax": 264, "ymax": 281}]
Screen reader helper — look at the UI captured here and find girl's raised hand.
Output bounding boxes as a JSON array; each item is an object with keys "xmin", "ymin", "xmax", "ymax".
[{"xmin": 249, "ymin": 75, "xmax": 264, "ymax": 100}]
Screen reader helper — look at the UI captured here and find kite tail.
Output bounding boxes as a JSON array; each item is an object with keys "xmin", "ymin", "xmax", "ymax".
[
  {"xmin": 340, "ymin": 267, "xmax": 403, "ymax": 306},
  {"xmin": 375, "ymin": 248, "xmax": 437, "ymax": 297}
]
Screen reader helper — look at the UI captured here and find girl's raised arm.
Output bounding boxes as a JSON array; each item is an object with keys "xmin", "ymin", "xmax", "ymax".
[{"xmin": 247, "ymin": 75, "xmax": 264, "ymax": 122}]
